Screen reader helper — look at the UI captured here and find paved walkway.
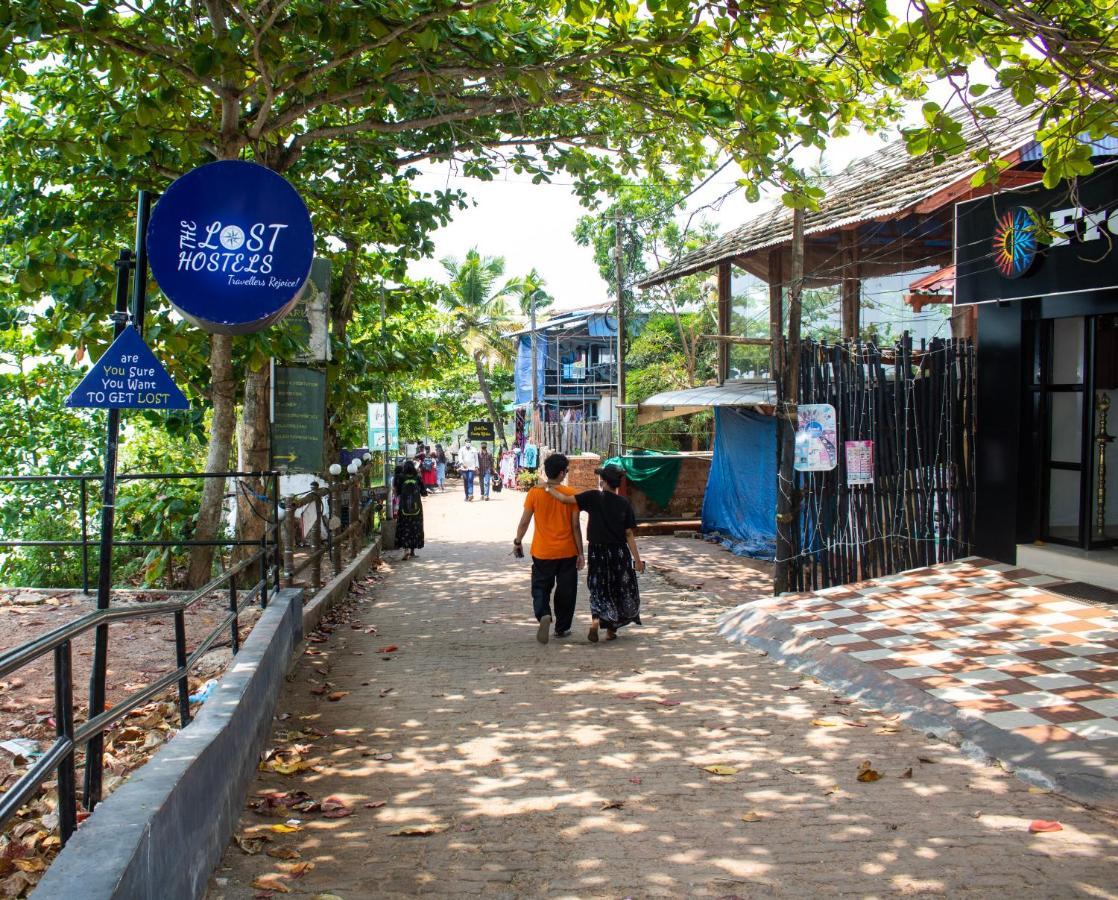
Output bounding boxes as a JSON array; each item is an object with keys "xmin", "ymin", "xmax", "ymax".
[{"xmin": 209, "ymin": 491, "xmax": 1118, "ymax": 898}]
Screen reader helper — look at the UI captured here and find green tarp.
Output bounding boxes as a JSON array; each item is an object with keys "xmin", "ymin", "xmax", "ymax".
[{"xmin": 603, "ymin": 451, "xmax": 682, "ymax": 509}]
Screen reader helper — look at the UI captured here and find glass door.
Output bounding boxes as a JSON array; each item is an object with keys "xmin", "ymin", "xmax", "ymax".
[
  {"xmin": 1040, "ymin": 317, "xmax": 1087, "ymax": 546},
  {"xmin": 1089, "ymin": 314, "xmax": 1118, "ymax": 549}
]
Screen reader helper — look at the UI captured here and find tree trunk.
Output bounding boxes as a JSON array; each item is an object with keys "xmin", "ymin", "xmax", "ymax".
[
  {"xmin": 473, "ymin": 350, "xmax": 507, "ymax": 449},
  {"xmin": 186, "ymin": 333, "xmax": 237, "ymax": 587},
  {"xmin": 234, "ymin": 359, "xmax": 271, "ymax": 576}
]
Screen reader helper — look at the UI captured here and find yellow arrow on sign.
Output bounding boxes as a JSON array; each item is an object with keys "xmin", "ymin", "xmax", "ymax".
[{"xmin": 274, "ymin": 453, "xmax": 298, "ymax": 463}]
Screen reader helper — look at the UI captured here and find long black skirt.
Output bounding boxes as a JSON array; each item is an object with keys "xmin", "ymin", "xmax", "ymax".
[
  {"xmin": 586, "ymin": 543, "xmax": 641, "ymax": 630},
  {"xmin": 396, "ymin": 512, "xmax": 425, "ymax": 550}
]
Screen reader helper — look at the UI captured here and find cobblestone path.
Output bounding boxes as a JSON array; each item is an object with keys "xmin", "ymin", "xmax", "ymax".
[{"xmin": 209, "ymin": 491, "xmax": 1118, "ymax": 898}]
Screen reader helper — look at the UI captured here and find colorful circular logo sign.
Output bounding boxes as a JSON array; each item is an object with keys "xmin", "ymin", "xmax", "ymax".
[
  {"xmin": 992, "ymin": 206, "xmax": 1040, "ymax": 279},
  {"xmin": 147, "ymin": 160, "xmax": 314, "ymax": 334}
]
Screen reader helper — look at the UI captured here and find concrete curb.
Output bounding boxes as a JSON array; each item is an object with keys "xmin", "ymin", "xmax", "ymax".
[
  {"xmin": 301, "ymin": 535, "xmax": 380, "ymax": 636},
  {"xmin": 33, "ymin": 588, "xmax": 305, "ymax": 900},
  {"xmin": 717, "ymin": 600, "xmax": 1118, "ymax": 809}
]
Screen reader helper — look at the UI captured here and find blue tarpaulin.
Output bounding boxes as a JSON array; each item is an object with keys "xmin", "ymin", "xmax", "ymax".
[
  {"xmin": 701, "ymin": 407, "xmax": 777, "ymax": 560},
  {"xmin": 514, "ymin": 334, "xmax": 548, "ymax": 405}
]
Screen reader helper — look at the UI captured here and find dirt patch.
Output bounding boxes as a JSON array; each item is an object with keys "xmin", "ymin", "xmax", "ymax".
[{"xmin": 0, "ymin": 587, "xmax": 262, "ymax": 897}]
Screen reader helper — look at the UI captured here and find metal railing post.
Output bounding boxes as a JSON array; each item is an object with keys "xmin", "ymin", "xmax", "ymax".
[
  {"xmin": 271, "ymin": 473, "xmax": 281, "ymax": 592},
  {"xmin": 259, "ymin": 525, "xmax": 269, "ymax": 608},
  {"xmin": 228, "ymin": 576, "xmax": 240, "ymax": 655},
  {"xmin": 53, "ymin": 640, "xmax": 77, "ymax": 845},
  {"xmin": 79, "ymin": 478, "xmax": 89, "ymax": 595},
  {"xmin": 173, "ymin": 610, "xmax": 191, "ymax": 728}
]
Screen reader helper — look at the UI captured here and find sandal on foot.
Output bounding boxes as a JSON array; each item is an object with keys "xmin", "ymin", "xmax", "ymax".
[
  {"xmin": 605, "ymin": 628, "xmax": 618, "ymax": 641},
  {"xmin": 588, "ymin": 621, "xmax": 599, "ymax": 643}
]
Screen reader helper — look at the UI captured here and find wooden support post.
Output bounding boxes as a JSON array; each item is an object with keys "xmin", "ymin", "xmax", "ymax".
[
  {"xmin": 717, "ymin": 261, "xmax": 732, "ymax": 384},
  {"xmin": 774, "ymin": 207, "xmax": 805, "ymax": 595},
  {"xmin": 310, "ymin": 488, "xmax": 323, "ymax": 590},
  {"xmin": 349, "ymin": 476, "xmax": 361, "ymax": 560},
  {"xmin": 841, "ymin": 229, "xmax": 860, "ymax": 341},
  {"xmin": 329, "ymin": 477, "xmax": 342, "ymax": 575},
  {"xmin": 768, "ymin": 249, "xmax": 783, "ymax": 380},
  {"xmin": 282, "ymin": 495, "xmax": 296, "ymax": 588}
]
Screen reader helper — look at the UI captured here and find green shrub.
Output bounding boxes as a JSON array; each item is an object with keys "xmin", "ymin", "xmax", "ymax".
[{"xmin": 517, "ymin": 470, "xmax": 540, "ymax": 490}]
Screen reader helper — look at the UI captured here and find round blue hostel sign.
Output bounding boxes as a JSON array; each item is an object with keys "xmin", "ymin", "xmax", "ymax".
[{"xmin": 147, "ymin": 160, "xmax": 314, "ymax": 334}]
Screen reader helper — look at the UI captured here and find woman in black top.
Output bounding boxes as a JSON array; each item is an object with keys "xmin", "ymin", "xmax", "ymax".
[
  {"xmin": 547, "ymin": 464, "xmax": 644, "ymax": 642},
  {"xmin": 393, "ymin": 460, "xmax": 428, "ymax": 559}
]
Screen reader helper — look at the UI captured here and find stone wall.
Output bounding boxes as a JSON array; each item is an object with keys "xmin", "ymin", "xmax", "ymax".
[{"xmin": 627, "ymin": 454, "xmax": 711, "ymax": 520}]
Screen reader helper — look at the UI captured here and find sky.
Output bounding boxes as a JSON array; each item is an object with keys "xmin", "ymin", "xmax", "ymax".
[
  {"xmin": 405, "ymin": 73, "xmax": 978, "ymax": 313},
  {"xmin": 405, "ymin": 131, "xmax": 897, "ymax": 312}
]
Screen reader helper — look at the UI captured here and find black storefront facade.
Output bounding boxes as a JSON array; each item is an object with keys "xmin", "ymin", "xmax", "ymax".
[{"xmin": 957, "ymin": 162, "xmax": 1118, "ymax": 566}]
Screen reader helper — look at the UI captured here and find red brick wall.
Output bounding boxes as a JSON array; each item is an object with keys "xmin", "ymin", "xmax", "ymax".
[{"xmin": 566, "ymin": 454, "xmax": 602, "ymax": 492}]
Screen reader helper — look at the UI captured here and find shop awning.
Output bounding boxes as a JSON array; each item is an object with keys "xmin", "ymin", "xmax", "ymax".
[{"xmin": 637, "ymin": 381, "xmax": 777, "ymax": 425}]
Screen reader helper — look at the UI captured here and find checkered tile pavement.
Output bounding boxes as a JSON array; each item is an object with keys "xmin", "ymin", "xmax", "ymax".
[{"xmin": 772, "ymin": 557, "xmax": 1118, "ymax": 744}]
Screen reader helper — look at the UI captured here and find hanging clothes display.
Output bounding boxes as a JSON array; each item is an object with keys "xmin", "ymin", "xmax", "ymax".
[
  {"xmin": 523, "ymin": 443, "xmax": 539, "ymax": 469},
  {"xmin": 499, "ymin": 451, "xmax": 518, "ymax": 488}
]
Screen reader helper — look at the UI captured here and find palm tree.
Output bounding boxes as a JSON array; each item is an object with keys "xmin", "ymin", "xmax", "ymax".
[
  {"xmin": 440, "ymin": 249, "xmax": 516, "ymax": 448},
  {"xmin": 509, "ymin": 268, "xmax": 554, "ymax": 318}
]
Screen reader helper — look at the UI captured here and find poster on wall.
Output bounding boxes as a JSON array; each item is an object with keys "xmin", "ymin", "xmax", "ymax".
[
  {"xmin": 367, "ymin": 402, "xmax": 400, "ymax": 452},
  {"xmin": 845, "ymin": 440, "xmax": 874, "ymax": 485},
  {"xmin": 794, "ymin": 403, "xmax": 837, "ymax": 472}
]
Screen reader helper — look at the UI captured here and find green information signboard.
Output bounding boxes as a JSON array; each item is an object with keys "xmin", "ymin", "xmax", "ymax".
[{"xmin": 272, "ymin": 365, "xmax": 326, "ymax": 473}]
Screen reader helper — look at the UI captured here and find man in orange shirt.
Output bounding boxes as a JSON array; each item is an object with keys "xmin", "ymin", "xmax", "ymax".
[{"xmin": 513, "ymin": 453, "xmax": 584, "ymax": 644}]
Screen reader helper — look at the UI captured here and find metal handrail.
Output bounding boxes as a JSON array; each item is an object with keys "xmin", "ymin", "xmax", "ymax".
[{"xmin": 0, "ymin": 472, "xmax": 282, "ymax": 848}]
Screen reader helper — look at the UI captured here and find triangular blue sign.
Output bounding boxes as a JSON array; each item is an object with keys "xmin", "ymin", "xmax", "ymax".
[{"xmin": 66, "ymin": 326, "xmax": 189, "ymax": 410}]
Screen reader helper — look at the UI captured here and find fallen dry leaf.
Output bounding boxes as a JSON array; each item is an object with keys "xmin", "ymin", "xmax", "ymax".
[
  {"xmin": 900, "ymin": 768, "xmax": 913, "ymax": 779},
  {"xmin": 811, "ymin": 719, "xmax": 841, "ymax": 728},
  {"xmin": 628, "ymin": 777, "xmax": 642, "ymax": 785},
  {"xmin": 857, "ymin": 761, "xmax": 882, "ymax": 783},
  {"xmin": 321, "ymin": 797, "xmax": 353, "ymax": 818},
  {"xmin": 657, "ymin": 699, "xmax": 681, "ymax": 707},
  {"xmin": 11, "ymin": 858, "xmax": 46, "ymax": 874},
  {"xmin": 326, "ymin": 692, "xmax": 349, "ymax": 702},
  {"xmin": 615, "ymin": 692, "xmax": 641, "ymax": 700},
  {"xmin": 702, "ymin": 765, "xmax": 738, "ymax": 776},
  {"xmin": 824, "ymin": 785, "xmax": 844, "ymax": 797},
  {"xmin": 251, "ymin": 875, "xmax": 291, "ymax": 893},
  {"xmin": 1027, "ymin": 787, "xmax": 1049, "ymax": 795},
  {"xmin": 917, "ymin": 756, "xmax": 937, "ymax": 764},
  {"xmin": 1029, "ymin": 820, "xmax": 1063, "ymax": 834},
  {"xmin": 266, "ymin": 847, "xmax": 301, "ymax": 860},
  {"xmin": 374, "ymin": 752, "xmax": 394, "ymax": 761},
  {"xmin": 284, "ymin": 861, "xmax": 315, "ymax": 878},
  {"xmin": 235, "ymin": 835, "xmax": 268, "ymax": 855},
  {"xmin": 390, "ymin": 823, "xmax": 447, "ymax": 836},
  {"xmin": 267, "ymin": 824, "xmax": 302, "ymax": 834},
  {"xmin": 313, "ymin": 894, "xmax": 345, "ymax": 900},
  {"xmin": 740, "ymin": 811, "xmax": 765, "ymax": 823},
  {"xmin": 376, "ymin": 645, "xmax": 398, "ymax": 654},
  {"xmin": 364, "ymin": 801, "xmax": 387, "ymax": 809},
  {"xmin": 379, "ymin": 688, "xmax": 394, "ymax": 698},
  {"xmin": 600, "ymin": 800, "xmax": 624, "ymax": 810}
]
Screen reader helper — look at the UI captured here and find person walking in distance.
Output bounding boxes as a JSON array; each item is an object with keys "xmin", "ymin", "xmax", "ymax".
[
  {"xmin": 478, "ymin": 442, "xmax": 494, "ymax": 501},
  {"xmin": 513, "ymin": 453, "xmax": 583, "ymax": 644},
  {"xmin": 545, "ymin": 464, "xmax": 644, "ymax": 642},
  {"xmin": 393, "ymin": 460, "xmax": 428, "ymax": 560},
  {"xmin": 459, "ymin": 440, "xmax": 479, "ymax": 501},
  {"xmin": 434, "ymin": 443, "xmax": 447, "ymax": 492}
]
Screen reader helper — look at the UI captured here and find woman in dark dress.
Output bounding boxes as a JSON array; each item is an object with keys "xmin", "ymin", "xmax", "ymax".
[
  {"xmin": 394, "ymin": 460, "xmax": 427, "ymax": 559},
  {"xmin": 546, "ymin": 464, "xmax": 644, "ymax": 641}
]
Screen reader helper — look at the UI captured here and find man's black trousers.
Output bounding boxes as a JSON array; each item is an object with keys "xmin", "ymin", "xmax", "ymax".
[{"xmin": 530, "ymin": 555, "xmax": 577, "ymax": 633}]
